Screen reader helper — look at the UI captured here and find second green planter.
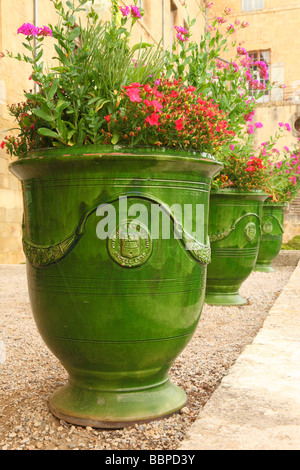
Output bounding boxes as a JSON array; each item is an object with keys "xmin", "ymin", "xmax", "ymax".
[{"xmin": 205, "ymin": 189, "xmax": 268, "ymax": 306}]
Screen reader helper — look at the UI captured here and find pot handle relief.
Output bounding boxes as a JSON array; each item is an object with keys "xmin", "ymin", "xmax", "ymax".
[
  {"xmin": 22, "ymin": 193, "xmax": 211, "ymax": 267},
  {"xmin": 210, "ymin": 212, "xmax": 261, "ymax": 243}
]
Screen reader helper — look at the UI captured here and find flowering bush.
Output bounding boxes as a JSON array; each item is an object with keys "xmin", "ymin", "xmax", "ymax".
[
  {"xmin": 164, "ymin": 1, "xmax": 280, "ymax": 149},
  {"xmin": 256, "ymin": 129, "xmax": 300, "ymax": 203},
  {"xmin": 213, "ymin": 147, "xmax": 272, "ymax": 193},
  {"xmin": 213, "ymin": 123, "xmax": 300, "ymax": 202},
  {"xmin": 101, "ymin": 78, "xmax": 235, "ymax": 152}
]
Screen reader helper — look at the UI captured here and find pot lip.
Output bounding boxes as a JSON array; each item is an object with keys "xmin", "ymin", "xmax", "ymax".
[
  {"xmin": 211, "ymin": 188, "xmax": 268, "ymax": 198},
  {"xmin": 9, "ymin": 144, "xmax": 223, "ymax": 168},
  {"xmin": 263, "ymin": 200, "xmax": 288, "ymax": 207}
]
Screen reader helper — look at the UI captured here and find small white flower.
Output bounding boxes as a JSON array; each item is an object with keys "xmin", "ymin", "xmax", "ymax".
[{"xmin": 85, "ymin": 0, "xmax": 111, "ymax": 15}]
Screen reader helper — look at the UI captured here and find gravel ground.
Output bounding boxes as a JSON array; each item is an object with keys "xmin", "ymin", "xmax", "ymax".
[{"xmin": 0, "ymin": 264, "xmax": 293, "ymax": 451}]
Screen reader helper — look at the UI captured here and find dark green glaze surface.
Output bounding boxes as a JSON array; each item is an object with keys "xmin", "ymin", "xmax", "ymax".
[
  {"xmin": 254, "ymin": 202, "xmax": 285, "ymax": 273},
  {"xmin": 10, "ymin": 145, "xmax": 222, "ymax": 428},
  {"xmin": 205, "ymin": 189, "xmax": 268, "ymax": 306}
]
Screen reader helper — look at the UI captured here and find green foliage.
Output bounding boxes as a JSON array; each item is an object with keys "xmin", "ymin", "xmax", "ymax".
[
  {"xmin": 1, "ymin": 0, "xmax": 166, "ymax": 155},
  {"xmin": 282, "ymin": 236, "xmax": 300, "ymax": 251}
]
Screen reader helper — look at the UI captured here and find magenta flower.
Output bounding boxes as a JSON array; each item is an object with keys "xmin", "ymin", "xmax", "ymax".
[
  {"xmin": 17, "ymin": 23, "xmax": 52, "ymax": 37},
  {"xmin": 130, "ymin": 5, "xmax": 141, "ymax": 18},
  {"xmin": 17, "ymin": 23, "xmax": 39, "ymax": 36},
  {"xmin": 120, "ymin": 6, "xmax": 130, "ymax": 16},
  {"xmin": 254, "ymin": 122, "xmax": 263, "ymax": 129},
  {"xmin": 247, "ymin": 125, "xmax": 255, "ymax": 135},
  {"xmin": 175, "ymin": 25, "xmax": 189, "ymax": 42},
  {"xmin": 285, "ymin": 123, "xmax": 291, "ymax": 132},
  {"xmin": 289, "ymin": 176, "xmax": 297, "ymax": 185},
  {"xmin": 230, "ymin": 144, "xmax": 235, "ymax": 151}
]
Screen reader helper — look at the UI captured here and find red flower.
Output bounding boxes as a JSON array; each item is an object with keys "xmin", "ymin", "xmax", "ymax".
[
  {"xmin": 175, "ymin": 118, "xmax": 184, "ymax": 131},
  {"xmin": 145, "ymin": 113, "xmax": 160, "ymax": 126},
  {"xmin": 0, "ymin": 141, "xmax": 5, "ymax": 149},
  {"xmin": 104, "ymin": 115, "xmax": 111, "ymax": 122},
  {"xmin": 126, "ymin": 87, "xmax": 142, "ymax": 103}
]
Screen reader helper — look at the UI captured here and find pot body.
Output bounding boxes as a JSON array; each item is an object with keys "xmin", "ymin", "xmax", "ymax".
[
  {"xmin": 205, "ymin": 189, "xmax": 268, "ymax": 306},
  {"xmin": 254, "ymin": 202, "xmax": 285, "ymax": 272},
  {"xmin": 10, "ymin": 145, "xmax": 222, "ymax": 428}
]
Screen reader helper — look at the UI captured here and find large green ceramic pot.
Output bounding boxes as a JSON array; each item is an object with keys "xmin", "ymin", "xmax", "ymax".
[
  {"xmin": 254, "ymin": 202, "xmax": 286, "ymax": 272},
  {"xmin": 205, "ymin": 189, "xmax": 268, "ymax": 306},
  {"xmin": 10, "ymin": 145, "xmax": 222, "ymax": 428}
]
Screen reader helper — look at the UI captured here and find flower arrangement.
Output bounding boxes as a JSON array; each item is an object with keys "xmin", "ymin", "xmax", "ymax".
[
  {"xmin": 212, "ymin": 141, "xmax": 272, "ymax": 193},
  {"xmin": 1, "ymin": 0, "xmax": 236, "ymax": 160},
  {"xmin": 213, "ymin": 123, "xmax": 300, "ymax": 202},
  {"xmin": 0, "ymin": 0, "xmax": 171, "ymax": 157}
]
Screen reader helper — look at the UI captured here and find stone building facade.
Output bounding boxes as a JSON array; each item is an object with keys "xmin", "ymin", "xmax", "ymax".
[
  {"xmin": 0, "ymin": 0, "xmax": 205, "ymax": 264},
  {"xmin": 208, "ymin": 0, "xmax": 300, "ymax": 242}
]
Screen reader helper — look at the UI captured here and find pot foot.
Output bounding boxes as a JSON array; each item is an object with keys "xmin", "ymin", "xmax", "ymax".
[
  {"xmin": 49, "ymin": 378, "xmax": 187, "ymax": 429},
  {"xmin": 205, "ymin": 291, "xmax": 247, "ymax": 306},
  {"xmin": 254, "ymin": 264, "xmax": 274, "ymax": 273}
]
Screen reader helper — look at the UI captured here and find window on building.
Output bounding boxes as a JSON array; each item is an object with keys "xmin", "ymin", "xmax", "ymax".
[
  {"xmin": 248, "ymin": 49, "xmax": 270, "ymax": 102},
  {"xmin": 242, "ymin": 0, "xmax": 264, "ymax": 11}
]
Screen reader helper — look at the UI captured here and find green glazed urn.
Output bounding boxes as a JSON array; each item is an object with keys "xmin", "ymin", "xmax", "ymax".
[
  {"xmin": 10, "ymin": 145, "xmax": 222, "ymax": 428},
  {"xmin": 205, "ymin": 189, "xmax": 268, "ymax": 306},
  {"xmin": 254, "ymin": 202, "xmax": 286, "ymax": 272}
]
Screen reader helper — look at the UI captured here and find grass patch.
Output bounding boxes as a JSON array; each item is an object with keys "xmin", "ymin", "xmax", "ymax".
[{"xmin": 282, "ymin": 235, "xmax": 300, "ymax": 250}]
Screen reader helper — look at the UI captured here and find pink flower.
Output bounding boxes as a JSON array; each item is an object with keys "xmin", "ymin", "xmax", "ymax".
[
  {"xmin": 175, "ymin": 118, "xmax": 184, "ymax": 131},
  {"xmin": 285, "ymin": 123, "xmax": 291, "ymax": 132},
  {"xmin": 120, "ymin": 6, "xmax": 130, "ymax": 16},
  {"xmin": 230, "ymin": 144, "xmax": 235, "ymax": 151},
  {"xmin": 289, "ymin": 176, "xmax": 297, "ymax": 185},
  {"xmin": 17, "ymin": 23, "xmax": 39, "ymax": 36},
  {"xmin": 237, "ymin": 46, "xmax": 248, "ymax": 56},
  {"xmin": 284, "ymin": 146, "xmax": 290, "ymax": 152},
  {"xmin": 254, "ymin": 122, "xmax": 263, "ymax": 128},
  {"xmin": 17, "ymin": 23, "xmax": 52, "ymax": 37},
  {"xmin": 175, "ymin": 25, "xmax": 189, "ymax": 42},
  {"xmin": 130, "ymin": 5, "xmax": 141, "ymax": 18},
  {"xmin": 38, "ymin": 26, "xmax": 53, "ymax": 37},
  {"xmin": 247, "ymin": 125, "xmax": 255, "ymax": 134},
  {"xmin": 145, "ymin": 113, "xmax": 160, "ymax": 126},
  {"xmin": 126, "ymin": 87, "xmax": 142, "ymax": 103}
]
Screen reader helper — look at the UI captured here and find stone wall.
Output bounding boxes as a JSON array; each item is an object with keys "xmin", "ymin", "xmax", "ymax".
[{"xmin": 283, "ymin": 194, "xmax": 300, "ymax": 243}]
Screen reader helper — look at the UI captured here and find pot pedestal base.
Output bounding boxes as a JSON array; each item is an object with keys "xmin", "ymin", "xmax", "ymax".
[
  {"xmin": 205, "ymin": 291, "xmax": 247, "ymax": 306},
  {"xmin": 254, "ymin": 263, "xmax": 274, "ymax": 273},
  {"xmin": 49, "ymin": 378, "xmax": 187, "ymax": 429}
]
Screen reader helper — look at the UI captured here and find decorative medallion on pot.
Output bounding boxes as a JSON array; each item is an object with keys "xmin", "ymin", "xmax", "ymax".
[{"xmin": 107, "ymin": 220, "xmax": 153, "ymax": 268}]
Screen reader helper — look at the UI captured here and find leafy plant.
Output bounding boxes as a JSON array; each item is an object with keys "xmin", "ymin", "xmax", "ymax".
[{"xmin": 1, "ymin": 0, "xmax": 166, "ymax": 155}]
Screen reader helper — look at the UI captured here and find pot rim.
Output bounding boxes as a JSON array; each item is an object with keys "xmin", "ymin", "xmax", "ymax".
[
  {"xmin": 211, "ymin": 188, "xmax": 269, "ymax": 200},
  {"xmin": 10, "ymin": 144, "xmax": 222, "ymax": 164},
  {"xmin": 9, "ymin": 144, "xmax": 224, "ymax": 181}
]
